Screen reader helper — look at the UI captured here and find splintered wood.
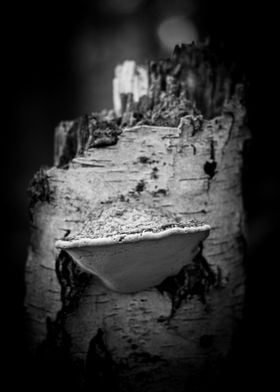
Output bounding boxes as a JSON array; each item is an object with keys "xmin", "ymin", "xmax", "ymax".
[{"xmin": 25, "ymin": 44, "xmax": 250, "ymax": 392}]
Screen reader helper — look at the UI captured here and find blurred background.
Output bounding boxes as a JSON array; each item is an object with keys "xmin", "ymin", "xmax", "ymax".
[{"xmin": 5, "ymin": 0, "xmax": 278, "ymax": 389}]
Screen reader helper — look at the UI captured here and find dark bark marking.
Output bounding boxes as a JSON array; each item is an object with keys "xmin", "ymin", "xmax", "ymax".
[
  {"xmin": 35, "ymin": 316, "xmax": 77, "ymax": 392},
  {"xmin": 151, "ymin": 167, "xmax": 159, "ymax": 179},
  {"xmin": 84, "ymin": 328, "xmax": 117, "ymax": 392},
  {"xmin": 138, "ymin": 156, "xmax": 151, "ymax": 164},
  {"xmin": 204, "ymin": 160, "xmax": 217, "ymax": 179},
  {"xmin": 55, "ymin": 250, "xmax": 92, "ymax": 316},
  {"xmin": 191, "ymin": 144, "xmax": 197, "ymax": 154},
  {"xmin": 137, "ymin": 156, "xmax": 160, "ymax": 165},
  {"xmin": 156, "ymin": 245, "xmax": 222, "ymax": 321},
  {"xmin": 204, "ymin": 140, "xmax": 217, "ymax": 179},
  {"xmin": 152, "ymin": 188, "xmax": 168, "ymax": 197},
  {"xmin": 135, "ymin": 179, "xmax": 145, "ymax": 193},
  {"xmin": 37, "ymin": 251, "xmax": 92, "ymax": 389}
]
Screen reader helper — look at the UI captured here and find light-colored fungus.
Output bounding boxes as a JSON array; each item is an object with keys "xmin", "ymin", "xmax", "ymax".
[{"xmin": 55, "ymin": 202, "xmax": 210, "ymax": 293}]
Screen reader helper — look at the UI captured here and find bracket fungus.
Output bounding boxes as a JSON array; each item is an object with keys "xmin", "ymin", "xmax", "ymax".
[{"xmin": 55, "ymin": 203, "xmax": 210, "ymax": 293}]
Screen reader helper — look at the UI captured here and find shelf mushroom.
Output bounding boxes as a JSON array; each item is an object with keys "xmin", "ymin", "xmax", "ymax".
[{"xmin": 55, "ymin": 202, "xmax": 210, "ymax": 293}]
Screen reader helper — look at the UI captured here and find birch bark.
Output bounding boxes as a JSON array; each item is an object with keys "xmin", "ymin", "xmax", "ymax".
[{"xmin": 25, "ymin": 44, "xmax": 250, "ymax": 391}]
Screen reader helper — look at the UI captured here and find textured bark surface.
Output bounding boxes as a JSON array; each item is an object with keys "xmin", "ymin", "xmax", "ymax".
[{"xmin": 25, "ymin": 44, "xmax": 250, "ymax": 391}]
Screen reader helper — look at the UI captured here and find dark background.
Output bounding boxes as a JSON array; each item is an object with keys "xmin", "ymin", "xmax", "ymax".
[{"xmin": 5, "ymin": 0, "xmax": 278, "ymax": 390}]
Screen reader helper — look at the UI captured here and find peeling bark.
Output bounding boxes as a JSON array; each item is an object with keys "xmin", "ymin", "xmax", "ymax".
[
  {"xmin": 25, "ymin": 44, "xmax": 250, "ymax": 391},
  {"xmin": 27, "ymin": 168, "xmax": 54, "ymax": 220}
]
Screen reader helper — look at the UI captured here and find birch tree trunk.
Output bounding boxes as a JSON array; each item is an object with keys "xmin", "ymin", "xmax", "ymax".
[{"xmin": 25, "ymin": 44, "xmax": 250, "ymax": 391}]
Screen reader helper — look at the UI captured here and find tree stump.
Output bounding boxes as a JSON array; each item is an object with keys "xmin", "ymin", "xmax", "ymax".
[{"xmin": 25, "ymin": 44, "xmax": 250, "ymax": 391}]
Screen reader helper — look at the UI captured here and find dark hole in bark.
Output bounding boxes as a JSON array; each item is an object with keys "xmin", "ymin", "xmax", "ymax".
[{"xmin": 204, "ymin": 160, "xmax": 217, "ymax": 178}]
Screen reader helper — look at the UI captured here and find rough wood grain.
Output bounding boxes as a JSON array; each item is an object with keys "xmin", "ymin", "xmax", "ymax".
[{"xmin": 25, "ymin": 44, "xmax": 250, "ymax": 391}]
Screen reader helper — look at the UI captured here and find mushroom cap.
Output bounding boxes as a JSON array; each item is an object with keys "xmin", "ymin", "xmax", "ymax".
[{"xmin": 56, "ymin": 203, "xmax": 210, "ymax": 293}]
